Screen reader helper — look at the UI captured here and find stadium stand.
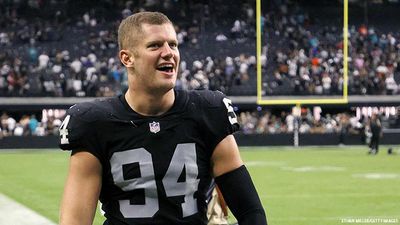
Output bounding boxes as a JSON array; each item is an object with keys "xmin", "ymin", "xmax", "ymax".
[
  {"xmin": 1, "ymin": 106, "xmax": 400, "ymax": 137},
  {"xmin": 1, "ymin": 0, "xmax": 400, "ymax": 147},
  {"xmin": 1, "ymin": 0, "xmax": 400, "ymax": 97},
  {"xmin": 261, "ymin": 0, "xmax": 400, "ymax": 96},
  {"xmin": 0, "ymin": 0, "xmax": 257, "ymax": 97}
]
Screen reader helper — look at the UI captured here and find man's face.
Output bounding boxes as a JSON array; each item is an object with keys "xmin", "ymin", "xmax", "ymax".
[{"xmin": 131, "ymin": 23, "xmax": 180, "ymax": 93}]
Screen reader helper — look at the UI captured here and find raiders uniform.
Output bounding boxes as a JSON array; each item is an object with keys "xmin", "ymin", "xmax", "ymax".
[{"xmin": 59, "ymin": 90, "xmax": 239, "ymax": 225}]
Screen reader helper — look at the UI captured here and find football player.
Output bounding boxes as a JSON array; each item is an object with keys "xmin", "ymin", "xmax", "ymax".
[{"xmin": 58, "ymin": 11, "xmax": 267, "ymax": 225}]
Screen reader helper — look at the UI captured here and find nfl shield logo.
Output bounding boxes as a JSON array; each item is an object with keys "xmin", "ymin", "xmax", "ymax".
[{"xmin": 149, "ymin": 121, "xmax": 160, "ymax": 133}]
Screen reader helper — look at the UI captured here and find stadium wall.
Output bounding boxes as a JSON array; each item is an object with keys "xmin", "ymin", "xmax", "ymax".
[
  {"xmin": 1, "ymin": 132, "xmax": 400, "ymax": 149},
  {"xmin": 236, "ymin": 132, "xmax": 400, "ymax": 146}
]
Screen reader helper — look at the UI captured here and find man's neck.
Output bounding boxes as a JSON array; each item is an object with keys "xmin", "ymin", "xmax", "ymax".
[{"xmin": 125, "ymin": 89, "xmax": 175, "ymax": 116}]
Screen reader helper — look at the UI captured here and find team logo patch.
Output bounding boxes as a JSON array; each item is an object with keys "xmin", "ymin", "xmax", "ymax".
[{"xmin": 149, "ymin": 121, "xmax": 160, "ymax": 133}]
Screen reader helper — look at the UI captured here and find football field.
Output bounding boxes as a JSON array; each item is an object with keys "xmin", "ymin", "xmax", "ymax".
[{"xmin": 0, "ymin": 146, "xmax": 399, "ymax": 225}]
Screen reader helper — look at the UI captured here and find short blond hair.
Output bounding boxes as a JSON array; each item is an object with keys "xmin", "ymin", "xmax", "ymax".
[{"xmin": 118, "ymin": 11, "xmax": 172, "ymax": 51}]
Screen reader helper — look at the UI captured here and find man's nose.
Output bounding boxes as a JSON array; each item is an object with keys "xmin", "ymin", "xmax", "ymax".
[{"xmin": 161, "ymin": 43, "xmax": 173, "ymax": 58}]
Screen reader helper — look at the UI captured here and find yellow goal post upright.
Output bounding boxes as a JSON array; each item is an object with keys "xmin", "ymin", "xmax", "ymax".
[{"xmin": 256, "ymin": 0, "xmax": 349, "ymax": 146}]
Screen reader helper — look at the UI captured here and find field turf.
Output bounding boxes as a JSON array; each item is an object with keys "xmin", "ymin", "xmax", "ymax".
[{"xmin": 0, "ymin": 146, "xmax": 399, "ymax": 225}]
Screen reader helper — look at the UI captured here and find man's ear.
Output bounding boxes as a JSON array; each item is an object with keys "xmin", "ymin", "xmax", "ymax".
[{"xmin": 119, "ymin": 50, "xmax": 134, "ymax": 68}]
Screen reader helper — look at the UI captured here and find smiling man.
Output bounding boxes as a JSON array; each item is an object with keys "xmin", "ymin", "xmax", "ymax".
[{"xmin": 58, "ymin": 11, "xmax": 267, "ymax": 225}]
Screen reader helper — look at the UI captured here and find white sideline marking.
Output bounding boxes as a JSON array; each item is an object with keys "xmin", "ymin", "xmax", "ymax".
[
  {"xmin": 353, "ymin": 173, "xmax": 400, "ymax": 179},
  {"xmin": 281, "ymin": 166, "xmax": 346, "ymax": 172},
  {"xmin": 0, "ymin": 193, "xmax": 56, "ymax": 225},
  {"xmin": 261, "ymin": 193, "xmax": 400, "ymax": 199},
  {"xmin": 245, "ymin": 161, "xmax": 287, "ymax": 167}
]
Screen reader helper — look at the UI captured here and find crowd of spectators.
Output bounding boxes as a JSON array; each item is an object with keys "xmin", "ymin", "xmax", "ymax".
[
  {"xmin": 2, "ymin": 107, "xmax": 400, "ymax": 139},
  {"xmin": 1, "ymin": 0, "xmax": 400, "ymax": 97},
  {"xmin": 1, "ymin": 0, "xmax": 400, "ymax": 143},
  {"xmin": 0, "ymin": 111, "xmax": 62, "ymax": 138},
  {"xmin": 238, "ymin": 106, "xmax": 400, "ymax": 135},
  {"xmin": 0, "ymin": 0, "xmax": 257, "ymax": 97},
  {"xmin": 262, "ymin": 0, "xmax": 400, "ymax": 96}
]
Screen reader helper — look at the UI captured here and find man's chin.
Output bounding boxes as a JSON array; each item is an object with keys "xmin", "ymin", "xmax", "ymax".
[{"xmin": 153, "ymin": 83, "xmax": 175, "ymax": 94}]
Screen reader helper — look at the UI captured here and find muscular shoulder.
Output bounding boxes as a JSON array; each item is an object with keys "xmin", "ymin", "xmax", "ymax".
[
  {"xmin": 59, "ymin": 97, "xmax": 122, "ymax": 151},
  {"xmin": 66, "ymin": 97, "xmax": 120, "ymax": 123},
  {"xmin": 187, "ymin": 90, "xmax": 227, "ymax": 109},
  {"xmin": 184, "ymin": 90, "xmax": 239, "ymax": 152}
]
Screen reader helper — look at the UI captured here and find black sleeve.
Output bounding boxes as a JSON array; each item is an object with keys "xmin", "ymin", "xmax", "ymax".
[
  {"xmin": 200, "ymin": 91, "xmax": 240, "ymax": 151},
  {"xmin": 58, "ymin": 104, "xmax": 103, "ymax": 160},
  {"xmin": 215, "ymin": 165, "xmax": 267, "ymax": 225}
]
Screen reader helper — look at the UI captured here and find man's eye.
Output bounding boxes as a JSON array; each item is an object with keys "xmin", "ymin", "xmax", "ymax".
[{"xmin": 149, "ymin": 44, "xmax": 160, "ymax": 48}]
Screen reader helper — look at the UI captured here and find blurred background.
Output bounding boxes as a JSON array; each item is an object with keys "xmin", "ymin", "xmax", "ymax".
[{"xmin": 1, "ymin": 0, "xmax": 400, "ymax": 148}]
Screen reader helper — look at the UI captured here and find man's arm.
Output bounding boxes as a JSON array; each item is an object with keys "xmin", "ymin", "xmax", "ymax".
[
  {"xmin": 59, "ymin": 151, "xmax": 102, "ymax": 225},
  {"xmin": 211, "ymin": 135, "xmax": 243, "ymax": 177},
  {"xmin": 211, "ymin": 135, "xmax": 267, "ymax": 225}
]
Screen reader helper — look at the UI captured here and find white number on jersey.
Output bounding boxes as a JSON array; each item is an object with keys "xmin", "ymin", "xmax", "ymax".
[
  {"xmin": 222, "ymin": 97, "xmax": 238, "ymax": 125},
  {"xmin": 110, "ymin": 148, "xmax": 159, "ymax": 218},
  {"xmin": 110, "ymin": 143, "xmax": 200, "ymax": 218},
  {"xmin": 162, "ymin": 143, "xmax": 199, "ymax": 217},
  {"xmin": 59, "ymin": 115, "xmax": 71, "ymax": 144}
]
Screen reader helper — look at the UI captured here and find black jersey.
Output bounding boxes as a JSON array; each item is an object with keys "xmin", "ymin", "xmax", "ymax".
[{"xmin": 59, "ymin": 90, "xmax": 239, "ymax": 225}]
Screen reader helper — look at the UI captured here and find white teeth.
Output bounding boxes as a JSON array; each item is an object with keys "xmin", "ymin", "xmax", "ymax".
[
  {"xmin": 157, "ymin": 64, "xmax": 174, "ymax": 71},
  {"xmin": 158, "ymin": 65, "xmax": 173, "ymax": 68}
]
